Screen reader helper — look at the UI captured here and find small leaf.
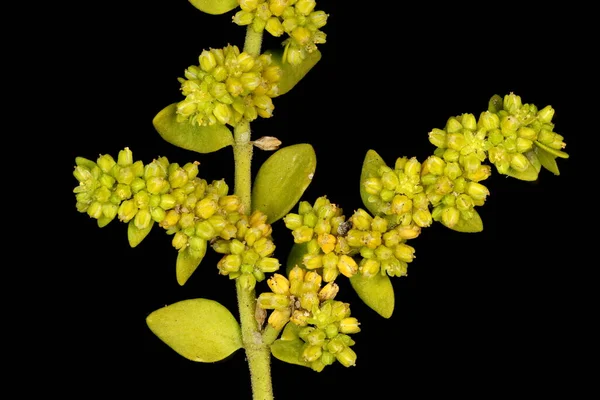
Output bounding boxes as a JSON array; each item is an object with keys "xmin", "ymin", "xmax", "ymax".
[
  {"xmin": 505, "ymin": 161, "xmax": 539, "ymax": 181},
  {"xmin": 447, "ymin": 209, "xmax": 484, "ymax": 233},
  {"xmin": 349, "ymin": 272, "xmax": 394, "ymax": 319},
  {"xmin": 97, "ymin": 216, "xmax": 113, "ymax": 228},
  {"xmin": 252, "ymin": 143, "xmax": 316, "ymax": 224},
  {"xmin": 188, "ymin": 0, "xmax": 239, "ymax": 15},
  {"xmin": 271, "ymin": 339, "xmax": 310, "ymax": 367},
  {"xmin": 360, "ymin": 149, "xmax": 388, "ymax": 216},
  {"xmin": 146, "ymin": 298, "xmax": 243, "ymax": 362},
  {"xmin": 75, "ymin": 156, "xmax": 97, "ymax": 169},
  {"xmin": 265, "ymin": 49, "xmax": 321, "ymax": 95},
  {"xmin": 535, "ymin": 146, "xmax": 560, "ymax": 176},
  {"xmin": 153, "ymin": 103, "xmax": 234, "ymax": 154},
  {"xmin": 280, "ymin": 320, "xmax": 302, "ymax": 341},
  {"xmin": 127, "ymin": 220, "xmax": 154, "ymax": 248},
  {"xmin": 535, "ymin": 141, "xmax": 569, "ymax": 159},
  {"xmin": 176, "ymin": 243, "xmax": 207, "ymax": 286},
  {"xmin": 525, "ymin": 149, "xmax": 542, "ymax": 173},
  {"xmin": 270, "ymin": 322, "xmax": 310, "ymax": 368},
  {"xmin": 286, "ymin": 242, "xmax": 308, "ymax": 275}
]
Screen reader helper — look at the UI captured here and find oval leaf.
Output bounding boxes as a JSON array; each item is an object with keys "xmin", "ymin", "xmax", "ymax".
[
  {"xmin": 534, "ymin": 146, "xmax": 560, "ymax": 176},
  {"xmin": 504, "ymin": 160, "xmax": 539, "ymax": 181},
  {"xmin": 535, "ymin": 141, "xmax": 569, "ymax": 159},
  {"xmin": 265, "ymin": 49, "xmax": 321, "ymax": 95},
  {"xmin": 146, "ymin": 298, "xmax": 243, "ymax": 362},
  {"xmin": 446, "ymin": 209, "xmax": 484, "ymax": 233},
  {"xmin": 271, "ymin": 339, "xmax": 311, "ymax": 368},
  {"xmin": 360, "ymin": 149, "xmax": 388, "ymax": 216},
  {"xmin": 176, "ymin": 243, "xmax": 207, "ymax": 286},
  {"xmin": 525, "ymin": 149, "xmax": 542, "ymax": 173},
  {"xmin": 153, "ymin": 103, "xmax": 234, "ymax": 154},
  {"xmin": 286, "ymin": 242, "xmax": 309, "ymax": 275},
  {"xmin": 270, "ymin": 322, "xmax": 310, "ymax": 368},
  {"xmin": 188, "ymin": 0, "xmax": 239, "ymax": 15},
  {"xmin": 349, "ymin": 273, "xmax": 394, "ymax": 319},
  {"xmin": 127, "ymin": 220, "xmax": 154, "ymax": 248},
  {"xmin": 252, "ymin": 143, "xmax": 316, "ymax": 224}
]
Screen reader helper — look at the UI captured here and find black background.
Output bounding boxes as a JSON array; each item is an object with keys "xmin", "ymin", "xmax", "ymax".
[{"xmin": 57, "ymin": 1, "xmax": 589, "ymax": 398}]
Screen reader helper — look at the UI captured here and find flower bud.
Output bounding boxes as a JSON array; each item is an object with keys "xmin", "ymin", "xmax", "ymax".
[
  {"xmin": 318, "ymin": 282, "xmax": 339, "ymax": 301},
  {"xmin": 459, "ymin": 113, "xmax": 477, "ymax": 131},
  {"xmin": 117, "ymin": 147, "xmax": 133, "ymax": 166},
  {"xmin": 466, "ymin": 182, "xmax": 490, "ymax": 201},
  {"xmin": 537, "ymin": 105, "xmax": 555, "ymax": 123},
  {"xmin": 238, "ymin": 273, "xmax": 257, "ymax": 291},
  {"xmin": 441, "ymin": 206, "xmax": 460, "ymax": 228},
  {"xmin": 233, "ymin": 10, "xmax": 254, "ymax": 25},
  {"xmin": 268, "ymin": 308, "xmax": 291, "ymax": 330},
  {"xmin": 339, "ymin": 317, "xmax": 361, "ymax": 334},
  {"xmin": 265, "ymin": 17, "xmax": 284, "ymax": 36},
  {"xmin": 337, "ymin": 255, "xmax": 358, "ymax": 278},
  {"xmin": 428, "ymin": 128, "xmax": 446, "ymax": 148},
  {"xmin": 218, "ymin": 254, "xmax": 242, "ymax": 274},
  {"xmin": 309, "ymin": 10, "xmax": 328, "ymax": 28},
  {"xmin": 302, "ymin": 344, "xmax": 322, "ymax": 363},
  {"xmin": 257, "ymin": 257, "xmax": 280, "ymax": 273},
  {"xmin": 97, "ymin": 154, "xmax": 116, "ymax": 173},
  {"xmin": 510, "ymin": 153, "xmax": 530, "ymax": 172},
  {"xmin": 134, "ymin": 208, "xmax": 152, "ymax": 230},
  {"xmin": 335, "ymin": 347, "xmax": 357, "ymax": 367}
]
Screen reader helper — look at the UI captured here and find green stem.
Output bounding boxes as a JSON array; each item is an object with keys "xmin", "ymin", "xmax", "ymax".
[{"xmin": 232, "ymin": 25, "xmax": 273, "ymax": 400}]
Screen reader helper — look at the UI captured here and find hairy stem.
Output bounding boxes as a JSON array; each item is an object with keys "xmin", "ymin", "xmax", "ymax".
[{"xmin": 233, "ymin": 25, "xmax": 273, "ymax": 400}]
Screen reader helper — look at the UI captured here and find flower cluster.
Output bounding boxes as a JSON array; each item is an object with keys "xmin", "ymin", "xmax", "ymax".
[
  {"xmin": 233, "ymin": 0, "xmax": 328, "ymax": 65},
  {"xmin": 283, "ymin": 196, "xmax": 419, "ymax": 280},
  {"xmin": 176, "ymin": 44, "xmax": 282, "ymax": 127},
  {"xmin": 258, "ymin": 266, "xmax": 360, "ymax": 371},
  {"xmin": 73, "ymin": 148, "xmax": 278, "ymax": 285},
  {"xmin": 484, "ymin": 93, "xmax": 566, "ymax": 174},
  {"xmin": 211, "ymin": 209, "xmax": 279, "ymax": 290}
]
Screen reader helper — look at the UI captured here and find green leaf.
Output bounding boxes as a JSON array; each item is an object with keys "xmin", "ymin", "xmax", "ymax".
[
  {"xmin": 188, "ymin": 0, "xmax": 239, "ymax": 15},
  {"xmin": 270, "ymin": 322, "xmax": 310, "ymax": 368},
  {"xmin": 535, "ymin": 141, "xmax": 570, "ymax": 159},
  {"xmin": 535, "ymin": 146, "xmax": 560, "ymax": 176},
  {"xmin": 446, "ymin": 209, "xmax": 484, "ymax": 233},
  {"xmin": 360, "ymin": 149, "xmax": 388, "ymax": 216},
  {"xmin": 127, "ymin": 220, "xmax": 154, "ymax": 248},
  {"xmin": 505, "ymin": 160, "xmax": 539, "ymax": 181},
  {"xmin": 146, "ymin": 298, "xmax": 243, "ymax": 362},
  {"xmin": 265, "ymin": 49, "xmax": 321, "ymax": 95},
  {"xmin": 286, "ymin": 242, "xmax": 308, "ymax": 275},
  {"xmin": 525, "ymin": 149, "xmax": 542, "ymax": 173},
  {"xmin": 153, "ymin": 103, "xmax": 234, "ymax": 154},
  {"xmin": 349, "ymin": 272, "xmax": 394, "ymax": 319},
  {"xmin": 176, "ymin": 243, "xmax": 207, "ymax": 286},
  {"xmin": 97, "ymin": 216, "xmax": 113, "ymax": 228},
  {"xmin": 252, "ymin": 143, "xmax": 316, "ymax": 224}
]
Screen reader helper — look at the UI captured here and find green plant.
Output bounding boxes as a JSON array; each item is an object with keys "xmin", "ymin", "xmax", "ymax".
[{"xmin": 70, "ymin": 1, "xmax": 571, "ymax": 398}]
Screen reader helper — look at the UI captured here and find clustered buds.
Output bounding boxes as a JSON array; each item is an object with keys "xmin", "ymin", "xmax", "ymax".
[
  {"xmin": 233, "ymin": 0, "xmax": 328, "ymax": 65},
  {"xmin": 362, "ymin": 156, "xmax": 433, "ymax": 228},
  {"xmin": 73, "ymin": 148, "xmax": 278, "ymax": 284},
  {"xmin": 176, "ymin": 44, "xmax": 282, "ymax": 127},
  {"xmin": 211, "ymin": 209, "xmax": 279, "ymax": 291},
  {"xmin": 484, "ymin": 93, "xmax": 566, "ymax": 174},
  {"xmin": 283, "ymin": 196, "xmax": 418, "ymax": 280},
  {"xmin": 258, "ymin": 266, "xmax": 359, "ymax": 371}
]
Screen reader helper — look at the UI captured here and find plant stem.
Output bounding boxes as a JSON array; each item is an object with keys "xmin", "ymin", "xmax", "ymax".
[{"xmin": 232, "ymin": 26, "xmax": 273, "ymax": 400}]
